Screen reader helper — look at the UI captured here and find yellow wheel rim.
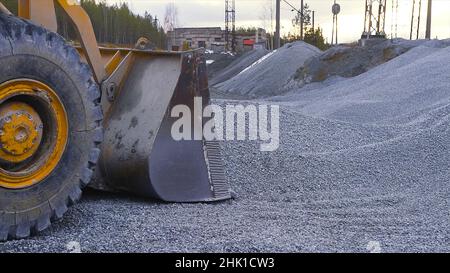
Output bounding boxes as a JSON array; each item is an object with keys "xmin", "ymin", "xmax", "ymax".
[{"xmin": 0, "ymin": 79, "xmax": 68, "ymax": 189}]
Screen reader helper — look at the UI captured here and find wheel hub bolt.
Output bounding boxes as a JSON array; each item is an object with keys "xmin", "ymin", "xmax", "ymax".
[{"xmin": 0, "ymin": 102, "xmax": 43, "ymax": 163}]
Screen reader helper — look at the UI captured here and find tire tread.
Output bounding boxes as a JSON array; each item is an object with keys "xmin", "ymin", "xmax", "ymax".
[{"xmin": 0, "ymin": 13, "xmax": 103, "ymax": 240}]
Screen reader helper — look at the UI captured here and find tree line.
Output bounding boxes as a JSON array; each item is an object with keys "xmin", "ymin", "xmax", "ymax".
[{"xmin": 2, "ymin": 0, "xmax": 166, "ymax": 48}]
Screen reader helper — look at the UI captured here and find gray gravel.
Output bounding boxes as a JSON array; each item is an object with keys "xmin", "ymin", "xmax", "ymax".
[
  {"xmin": 216, "ymin": 41, "xmax": 322, "ymax": 98},
  {"xmin": 205, "ymin": 51, "xmax": 239, "ymax": 80},
  {"xmin": 209, "ymin": 48, "xmax": 269, "ymax": 86},
  {"xmin": 293, "ymin": 38, "xmax": 450, "ymax": 87},
  {"xmin": 1, "ymin": 41, "xmax": 449, "ymax": 253}
]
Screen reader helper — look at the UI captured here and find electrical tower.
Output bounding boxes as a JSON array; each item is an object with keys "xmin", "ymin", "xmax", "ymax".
[
  {"xmin": 225, "ymin": 0, "xmax": 236, "ymax": 52},
  {"xmin": 362, "ymin": 0, "xmax": 387, "ymax": 39},
  {"xmin": 409, "ymin": 0, "xmax": 423, "ymax": 40},
  {"xmin": 390, "ymin": 0, "xmax": 399, "ymax": 38},
  {"xmin": 394, "ymin": 0, "xmax": 399, "ymax": 38}
]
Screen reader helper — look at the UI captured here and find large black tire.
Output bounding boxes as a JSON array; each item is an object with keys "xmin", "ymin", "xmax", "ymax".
[{"xmin": 0, "ymin": 13, "xmax": 103, "ymax": 240}]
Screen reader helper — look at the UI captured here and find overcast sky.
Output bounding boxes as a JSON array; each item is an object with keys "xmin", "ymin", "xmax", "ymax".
[{"xmin": 105, "ymin": 0, "xmax": 450, "ymax": 43}]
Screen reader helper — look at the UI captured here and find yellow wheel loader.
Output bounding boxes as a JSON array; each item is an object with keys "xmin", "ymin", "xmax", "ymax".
[{"xmin": 0, "ymin": 0, "xmax": 230, "ymax": 240}]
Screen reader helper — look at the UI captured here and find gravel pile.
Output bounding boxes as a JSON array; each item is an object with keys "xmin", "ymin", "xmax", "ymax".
[
  {"xmin": 1, "ymin": 42, "xmax": 449, "ymax": 253},
  {"xmin": 209, "ymin": 48, "xmax": 269, "ymax": 86},
  {"xmin": 205, "ymin": 51, "xmax": 239, "ymax": 79},
  {"xmin": 292, "ymin": 38, "xmax": 450, "ymax": 87},
  {"xmin": 215, "ymin": 41, "xmax": 322, "ymax": 98}
]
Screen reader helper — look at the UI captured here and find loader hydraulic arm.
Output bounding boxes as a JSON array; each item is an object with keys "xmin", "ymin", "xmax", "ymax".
[{"xmin": 17, "ymin": 0, "xmax": 106, "ymax": 83}]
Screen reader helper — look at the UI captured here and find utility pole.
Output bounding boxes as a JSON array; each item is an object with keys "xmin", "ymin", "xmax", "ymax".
[
  {"xmin": 410, "ymin": 0, "xmax": 415, "ymax": 40},
  {"xmin": 425, "ymin": 0, "xmax": 432, "ymax": 39},
  {"xmin": 312, "ymin": 10, "xmax": 315, "ymax": 32},
  {"xmin": 275, "ymin": 0, "xmax": 281, "ymax": 49},
  {"xmin": 416, "ymin": 0, "xmax": 422, "ymax": 40},
  {"xmin": 332, "ymin": 0, "xmax": 340, "ymax": 45},
  {"xmin": 300, "ymin": 0, "xmax": 304, "ymax": 40}
]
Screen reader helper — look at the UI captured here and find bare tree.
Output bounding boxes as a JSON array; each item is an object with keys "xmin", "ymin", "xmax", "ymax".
[
  {"xmin": 164, "ymin": 2, "xmax": 179, "ymax": 32},
  {"xmin": 292, "ymin": 3, "xmax": 311, "ymax": 37},
  {"xmin": 259, "ymin": 0, "xmax": 274, "ymax": 33},
  {"xmin": 259, "ymin": 0, "xmax": 274, "ymax": 49}
]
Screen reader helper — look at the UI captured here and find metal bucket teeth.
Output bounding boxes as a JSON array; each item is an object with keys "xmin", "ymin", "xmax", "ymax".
[{"xmin": 204, "ymin": 141, "xmax": 231, "ymax": 201}]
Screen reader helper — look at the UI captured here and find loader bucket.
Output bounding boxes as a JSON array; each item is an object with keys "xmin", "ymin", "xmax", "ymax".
[{"xmin": 98, "ymin": 50, "xmax": 231, "ymax": 202}]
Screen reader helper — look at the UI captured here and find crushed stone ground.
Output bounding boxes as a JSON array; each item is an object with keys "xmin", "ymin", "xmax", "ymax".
[{"xmin": 1, "ymin": 41, "xmax": 449, "ymax": 253}]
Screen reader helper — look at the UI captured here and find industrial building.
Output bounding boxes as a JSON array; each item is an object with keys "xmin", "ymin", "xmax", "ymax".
[
  {"xmin": 167, "ymin": 27, "xmax": 268, "ymax": 52},
  {"xmin": 167, "ymin": 27, "xmax": 225, "ymax": 52}
]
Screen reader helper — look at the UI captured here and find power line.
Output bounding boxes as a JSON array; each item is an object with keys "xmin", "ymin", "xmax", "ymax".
[
  {"xmin": 282, "ymin": 0, "xmax": 307, "ymax": 39},
  {"xmin": 274, "ymin": 0, "xmax": 311, "ymax": 47},
  {"xmin": 282, "ymin": 0, "xmax": 305, "ymax": 17}
]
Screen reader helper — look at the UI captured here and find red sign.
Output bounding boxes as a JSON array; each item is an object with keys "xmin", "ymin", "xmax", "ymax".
[{"xmin": 243, "ymin": 39, "xmax": 255, "ymax": 46}]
